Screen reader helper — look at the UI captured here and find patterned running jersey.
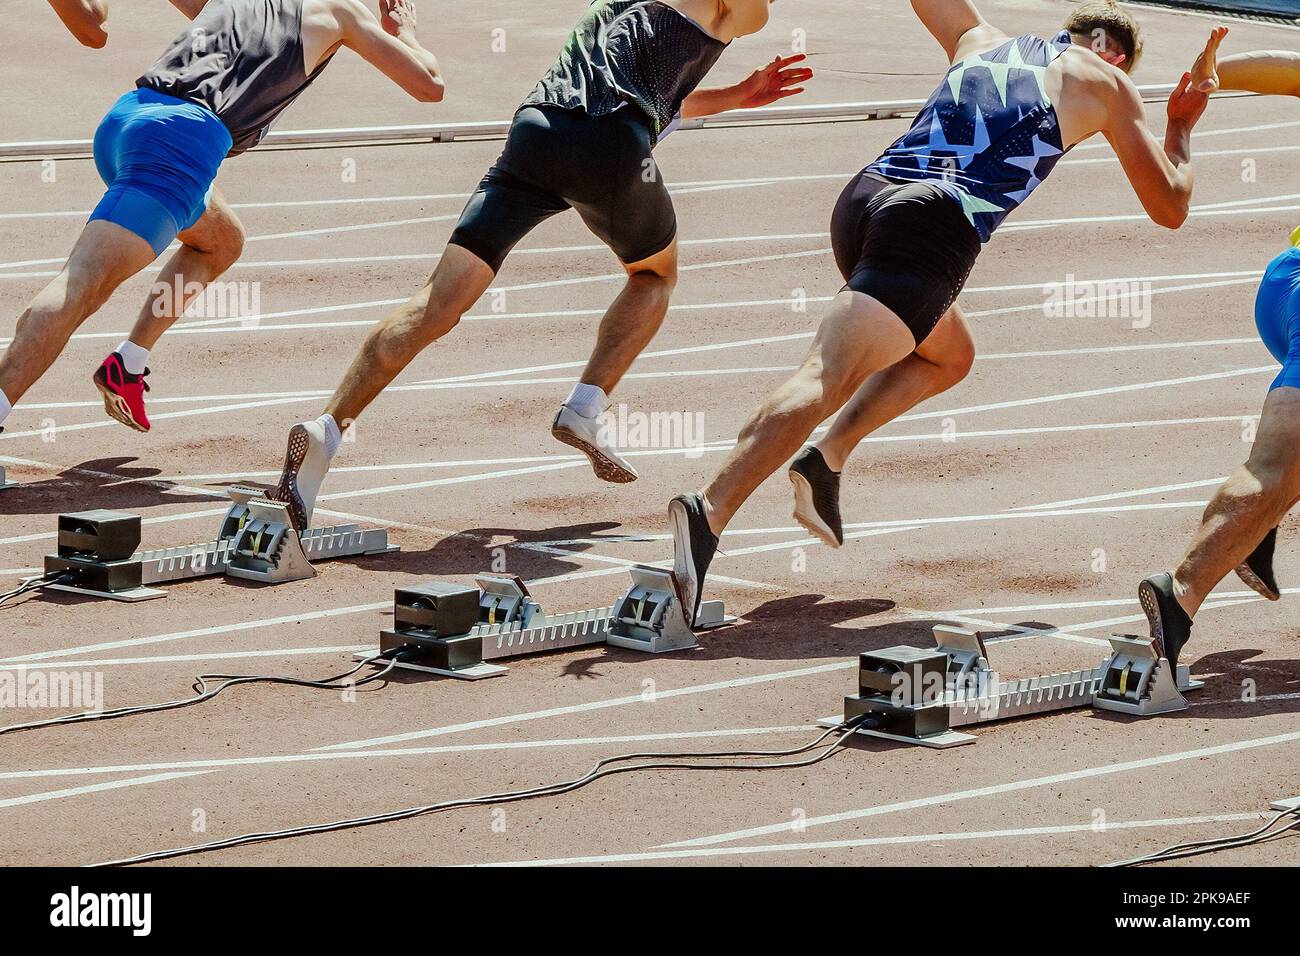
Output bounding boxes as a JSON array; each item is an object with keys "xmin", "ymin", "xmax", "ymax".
[
  {"xmin": 521, "ymin": 0, "xmax": 728, "ymax": 144},
  {"xmin": 867, "ymin": 32, "xmax": 1073, "ymax": 242}
]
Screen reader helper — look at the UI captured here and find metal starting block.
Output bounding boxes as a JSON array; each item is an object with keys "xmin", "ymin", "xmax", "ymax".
[
  {"xmin": 360, "ymin": 564, "xmax": 734, "ymax": 680},
  {"xmin": 0, "ymin": 466, "xmax": 15, "ymax": 490},
  {"xmin": 818, "ymin": 626, "xmax": 1203, "ymax": 748},
  {"xmin": 1092, "ymin": 634, "xmax": 1203, "ymax": 717},
  {"xmin": 36, "ymin": 487, "xmax": 397, "ymax": 601}
]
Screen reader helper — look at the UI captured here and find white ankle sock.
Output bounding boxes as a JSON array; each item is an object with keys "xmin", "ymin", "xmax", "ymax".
[
  {"xmin": 565, "ymin": 383, "xmax": 607, "ymax": 419},
  {"xmin": 116, "ymin": 341, "xmax": 150, "ymax": 375},
  {"xmin": 317, "ymin": 414, "xmax": 342, "ymax": 459},
  {"xmin": 0, "ymin": 389, "xmax": 11, "ymax": 428}
]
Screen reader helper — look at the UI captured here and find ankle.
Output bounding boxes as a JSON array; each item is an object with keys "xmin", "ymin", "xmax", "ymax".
[
  {"xmin": 813, "ymin": 442, "xmax": 845, "ymax": 473},
  {"xmin": 700, "ymin": 491, "xmax": 725, "ymax": 539},
  {"xmin": 1170, "ymin": 574, "xmax": 1199, "ymax": 621}
]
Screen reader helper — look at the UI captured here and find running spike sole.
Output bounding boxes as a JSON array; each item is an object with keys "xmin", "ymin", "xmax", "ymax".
[
  {"xmin": 550, "ymin": 420, "xmax": 638, "ymax": 484},
  {"xmin": 92, "ymin": 366, "xmax": 148, "ymax": 433},
  {"xmin": 1138, "ymin": 578, "xmax": 1166, "ymax": 661},
  {"xmin": 1234, "ymin": 561, "xmax": 1280, "ymax": 601},
  {"xmin": 788, "ymin": 469, "xmax": 841, "ymax": 549},
  {"xmin": 667, "ymin": 497, "xmax": 701, "ymax": 627},
  {"xmin": 269, "ymin": 423, "xmax": 311, "ymax": 533}
]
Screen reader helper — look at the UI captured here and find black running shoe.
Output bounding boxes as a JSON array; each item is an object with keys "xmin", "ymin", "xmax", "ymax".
[
  {"xmin": 1235, "ymin": 526, "xmax": 1281, "ymax": 601},
  {"xmin": 668, "ymin": 493, "xmax": 719, "ymax": 629},
  {"xmin": 1139, "ymin": 572, "xmax": 1195, "ymax": 669},
  {"xmin": 788, "ymin": 446, "xmax": 844, "ymax": 547}
]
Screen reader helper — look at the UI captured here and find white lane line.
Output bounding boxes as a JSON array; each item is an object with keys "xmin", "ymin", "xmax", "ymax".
[
  {"xmin": 1014, "ymin": 476, "xmax": 1231, "ymax": 512},
  {"xmin": 0, "ymin": 603, "xmax": 390, "ymax": 664},
  {"xmin": 312, "ymin": 661, "xmax": 856, "ymax": 752},
  {"xmin": 0, "ymin": 771, "xmax": 214, "ymax": 810},
  {"xmin": 149, "ymin": 414, "xmax": 1249, "ymax": 483},
  {"xmin": 897, "ymin": 365, "xmax": 1276, "ymax": 422},
  {"xmin": 478, "ymin": 813, "xmax": 1261, "ymax": 867},
  {"xmin": 1, "ymin": 726, "xmax": 814, "ymax": 783},
  {"xmin": 50, "ymin": 231, "xmax": 825, "ymax": 279},
  {"xmin": 1002, "ymin": 201, "xmax": 1300, "ymax": 233},
  {"xmin": 658, "ymin": 729, "xmax": 1300, "ymax": 849},
  {"xmin": 939, "ymin": 587, "xmax": 1300, "ymax": 619},
  {"xmin": 6, "ymin": 645, "xmax": 374, "ymax": 671}
]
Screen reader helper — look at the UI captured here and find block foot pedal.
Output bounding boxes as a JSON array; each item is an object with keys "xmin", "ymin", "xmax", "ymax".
[
  {"xmin": 0, "ymin": 466, "xmax": 15, "ymax": 490},
  {"xmin": 1092, "ymin": 634, "xmax": 1203, "ymax": 717}
]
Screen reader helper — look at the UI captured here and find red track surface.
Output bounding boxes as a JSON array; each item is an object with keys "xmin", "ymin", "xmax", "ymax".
[{"xmin": 1, "ymin": 1, "xmax": 1298, "ymax": 866}]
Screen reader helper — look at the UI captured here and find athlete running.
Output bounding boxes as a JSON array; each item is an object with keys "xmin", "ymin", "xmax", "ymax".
[
  {"xmin": 48, "ymin": 0, "xmax": 109, "ymax": 47},
  {"xmin": 668, "ymin": 0, "xmax": 1223, "ymax": 626},
  {"xmin": 0, "ymin": 0, "xmax": 444, "ymax": 437},
  {"xmin": 1141, "ymin": 44, "xmax": 1300, "ymax": 669},
  {"xmin": 269, "ymin": 0, "xmax": 810, "ymax": 530}
]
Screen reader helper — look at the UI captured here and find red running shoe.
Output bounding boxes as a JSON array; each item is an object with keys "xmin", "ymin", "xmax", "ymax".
[{"xmin": 93, "ymin": 352, "xmax": 151, "ymax": 432}]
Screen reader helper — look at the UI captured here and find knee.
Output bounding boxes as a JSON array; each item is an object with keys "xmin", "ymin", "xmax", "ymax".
[
  {"xmin": 629, "ymin": 263, "xmax": 677, "ymax": 293},
  {"xmin": 935, "ymin": 341, "xmax": 976, "ymax": 389},
  {"xmin": 210, "ymin": 218, "xmax": 246, "ymax": 272},
  {"xmin": 1244, "ymin": 449, "xmax": 1297, "ymax": 501}
]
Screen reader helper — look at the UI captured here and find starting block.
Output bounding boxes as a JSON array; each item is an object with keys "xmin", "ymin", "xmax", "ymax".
[
  {"xmin": 0, "ymin": 466, "xmax": 14, "ymax": 490},
  {"xmin": 818, "ymin": 625, "xmax": 1202, "ymax": 748},
  {"xmin": 35, "ymin": 486, "xmax": 397, "ymax": 601},
  {"xmin": 360, "ymin": 564, "xmax": 734, "ymax": 680},
  {"xmin": 1092, "ymin": 634, "xmax": 1203, "ymax": 716}
]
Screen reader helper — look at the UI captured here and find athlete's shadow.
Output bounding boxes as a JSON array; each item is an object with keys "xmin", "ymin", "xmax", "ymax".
[
  {"xmin": 0, "ymin": 457, "xmax": 215, "ymax": 518},
  {"xmin": 612, "ymin": 592, "xmax": 922, "ymax": 667},
  {"xmin": 353, "ymin": 521, "xmax": 630, "ymax": 581}
]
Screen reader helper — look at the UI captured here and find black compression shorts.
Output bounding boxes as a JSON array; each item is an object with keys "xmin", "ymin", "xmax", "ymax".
[
  {"xmin": 449, "ymin": 105, "xmax": 677, "ymax": 274},
  {"xmin": 830, "ymin": 171, "xmax": 983, "ymax": 345}
]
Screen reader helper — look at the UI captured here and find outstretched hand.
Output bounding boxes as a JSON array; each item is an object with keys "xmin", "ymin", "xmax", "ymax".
[
  {"xmin": 379, "ymin": 0, "xmax": 418, "ymax": 38},
  {"xmin": 1190, "ymin": 25, "xmax": 1229, "ymax": 94},
  {"xmin": 734, "ymin": 54, "xmax": 813, "ymax": 110}
]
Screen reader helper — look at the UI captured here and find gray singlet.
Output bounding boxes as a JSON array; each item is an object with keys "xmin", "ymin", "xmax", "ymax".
[
  {"xmin": 138, "ymin": 0, "xmax": 335, "ymax": 156},
  {"xmin": 522, "ymin": 0, "xmax": 728, "ymax": 144}
]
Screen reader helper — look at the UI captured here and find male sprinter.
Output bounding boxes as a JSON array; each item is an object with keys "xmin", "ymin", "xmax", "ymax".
[
  {"xmin": 48, "ymin": 0, "xmax": 109, "ymax": 48},
  {"xmin": 1141, "ymin": 45, "xmax": 1300, "ymax": 668},
  {"xmin": 269, "ymin": 0, "xmax": 810, "ymax": 530},
  {"xmin": 668, "ymin": 0, "xmax": 1222, "ymax": 624},
  {"xmin": 0, "ymin": 0, "xmax": 444, "ymax": 437}
]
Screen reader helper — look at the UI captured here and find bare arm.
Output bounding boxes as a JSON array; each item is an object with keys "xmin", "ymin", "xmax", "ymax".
[
  {"xmin": 909, "ymin": 0, "xmax": 1002, "ymax": 62},
  {"xmin": 167, "ymin": 0, "xmax": 209, "ymax": 19},
  {"xmin": 47, "ymin": 0, "xmax": 108, "ymax": 48},
  {"xmin": 334, "ymin": 0, "xmax": 444, "ymax": 103},
  {"xmin": 1215, "ymin": 51, "xmax": 1300, "ymax": 97},
  {"xmin": 682, "ymin": 54, "xmax": 811, "ymax": 118},
  {"xmin": 1102, "ymin": 73, "xmax": 1199, "ymax": 230}
]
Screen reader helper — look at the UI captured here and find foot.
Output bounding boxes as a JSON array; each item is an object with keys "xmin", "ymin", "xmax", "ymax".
[
  {"xmin": 93, "ymin": 352, "xmax": 151, "ymax": 432},
  {"xmin": 788, "ymin": 447, "xmax": 844, "ymax": 547},
  {"xmin": 267, "ymin": 421, "xmax": 331, "ymax": 531},
  {"xmin": 1235, "ymin": 526, "xmax": 1281, "ymax": 601},
  {"xmin": 668, "ymin": 492, "xmax": 719, "ymax": 629},
  {"xmin": 551, "ymin": 404, "xmax": 638, "ymax": 483},
  {"xmin": 1139, "ymin": 572, "xmax": 1194, "ymax": 669}
]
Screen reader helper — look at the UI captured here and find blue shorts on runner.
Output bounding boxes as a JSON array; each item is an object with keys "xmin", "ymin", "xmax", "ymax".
[
  {"xmin": 89, "ymin": 88, "xmax": 232, "ymax": 256},
  {"xmin": 1255, "ymin": 244, "xmax": 1300, "ymax": 393}
]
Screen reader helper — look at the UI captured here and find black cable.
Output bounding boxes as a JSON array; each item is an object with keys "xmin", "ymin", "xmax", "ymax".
[
  {"xmin": 1105, "ymin": 807, "xmax": 1300, "ymax": 867},
  {"xmin": 95, "ymin": 714, "xmax": 877, "ymax": 867},
  {"xmin": 0, "ymin": 652, "xmax": 404, "ymax": 737}
]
